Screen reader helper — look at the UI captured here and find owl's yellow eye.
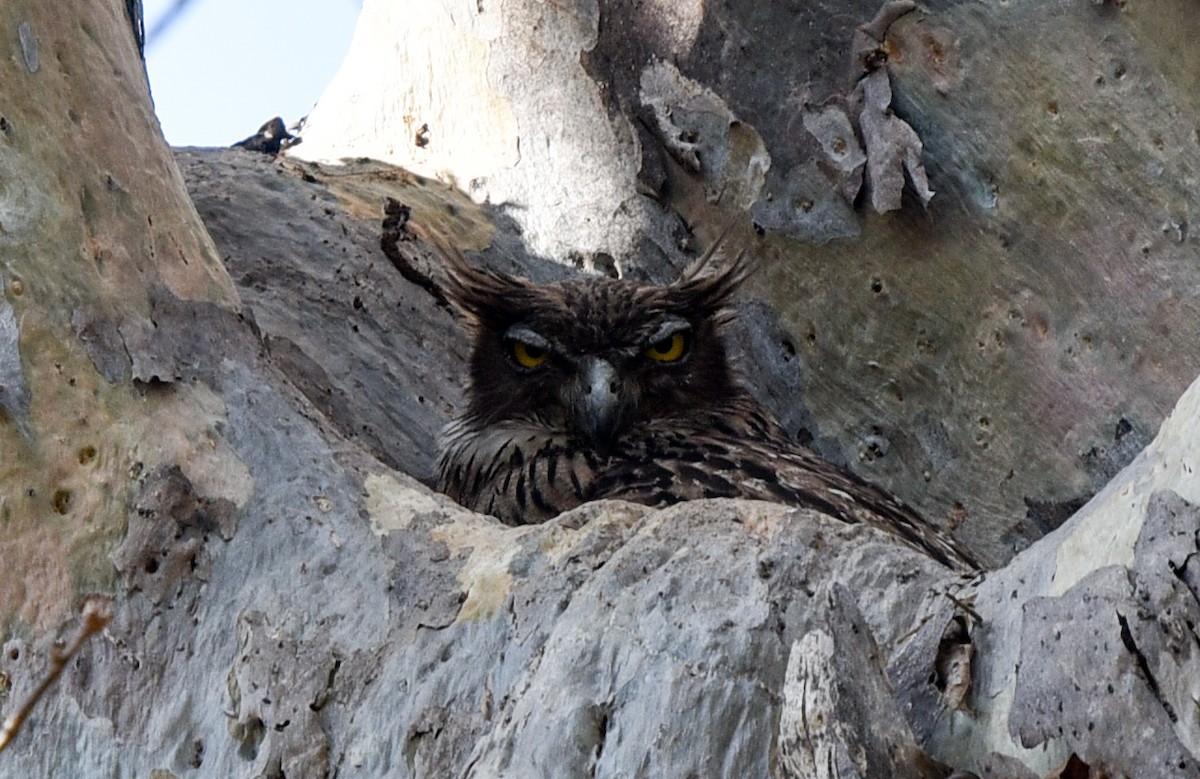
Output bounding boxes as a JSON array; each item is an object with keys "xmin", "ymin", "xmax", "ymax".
[
  {"xmin": 511, "ymin": 340, "xmax": 549, "ymax": 368},
  {"xmin": 645, "ymin": 332, "xmax": 688, "ymax": 363}
]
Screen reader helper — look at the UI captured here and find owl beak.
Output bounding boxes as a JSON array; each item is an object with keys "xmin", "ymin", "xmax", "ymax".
[{"xmin": 576, "ymin": 357, "xmax": 623, "ymax": 452}]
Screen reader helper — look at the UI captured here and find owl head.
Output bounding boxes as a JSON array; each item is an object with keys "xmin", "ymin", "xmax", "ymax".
[{"xmin": 440, "ymin": 240, "xmax": 753, "ymax": 451}]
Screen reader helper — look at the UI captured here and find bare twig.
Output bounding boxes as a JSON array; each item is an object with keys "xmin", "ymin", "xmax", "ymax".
[{"xmin": 0, "ymin": 596, "xmax": 114, "ymax": 754}]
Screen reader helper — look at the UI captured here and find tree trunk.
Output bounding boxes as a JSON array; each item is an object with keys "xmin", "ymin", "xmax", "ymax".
[{"xmin": 2, "ymin": 1, "xmax": 1198, "ymax": 777}]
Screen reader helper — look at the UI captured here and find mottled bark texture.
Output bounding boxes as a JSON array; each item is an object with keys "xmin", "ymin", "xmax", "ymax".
[
  {"xmin": 2, "ymin": 0, "xmax": 1199, "ymax": 777},
  {"xmin": 296, "ymin": 0, "xmax": 1200, "ymax": 568}
]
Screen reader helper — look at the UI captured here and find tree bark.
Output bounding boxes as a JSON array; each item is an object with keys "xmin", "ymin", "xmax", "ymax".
[
  {"xmin": 0, "ymin": 2, "xmax": 234, "ymax": 641},
  {"xmin": 1, "ymin": 1, "xmax": 1199, "ymax": 777}
]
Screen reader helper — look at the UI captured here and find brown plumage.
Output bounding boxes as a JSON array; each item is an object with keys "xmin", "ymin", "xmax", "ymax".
[{"xmin": 433, "ymin": 236, "xmax": 979, "ymax": 571}]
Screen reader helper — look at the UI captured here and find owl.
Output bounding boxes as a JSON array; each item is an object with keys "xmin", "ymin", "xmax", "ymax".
[{"xmin": 433, "ymin": 236, "xmax": 978, "ymax": 571}]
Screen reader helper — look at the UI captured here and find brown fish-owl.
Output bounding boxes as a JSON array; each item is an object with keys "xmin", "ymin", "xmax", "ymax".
[{"xmin": 434, "ymin": 239, "xmax": 978, "ymax": 571}]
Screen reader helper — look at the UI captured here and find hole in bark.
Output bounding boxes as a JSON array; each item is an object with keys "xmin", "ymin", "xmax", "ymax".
[
  {"xmin": 592, "ymin": 703, "xmax": 613, "ymax": 768},
  {"xmin": 1114, "ymin": 417, "xmax": 1133, "ymax": 440},
  {"xmin": 144, "ymin": 557, "xmax": 159, "ymax": 575},
  {"xmin": 237, "ymin": 716, "xmax": 265, "ymax": 761},
  {"xmin": 1056, "ymin": 753, "xmax": 1092, "ymax": 779},
  {"xmin": 51, "ymin": 489, "xmax": 72, "ymax": 515}
]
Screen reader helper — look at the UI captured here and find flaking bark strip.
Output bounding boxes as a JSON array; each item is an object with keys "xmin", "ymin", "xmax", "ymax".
[{"xmin": 1116, "ymin": 611, "xmax": 1177, "ymax": 724}]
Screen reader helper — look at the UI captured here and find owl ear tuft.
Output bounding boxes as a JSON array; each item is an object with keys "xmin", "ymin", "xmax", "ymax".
[
  {"xmin": 671, "ymin": 224, "xmax": 756, "ymax": 315},
  {"xmin": 428, "ymin": 232, "xmax": 529, "ymax": 326}
]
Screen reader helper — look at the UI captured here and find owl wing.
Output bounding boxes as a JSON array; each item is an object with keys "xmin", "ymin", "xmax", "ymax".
[{"xmin": 590, "ymin": 420, "xmax": 980, "ymax": 572}]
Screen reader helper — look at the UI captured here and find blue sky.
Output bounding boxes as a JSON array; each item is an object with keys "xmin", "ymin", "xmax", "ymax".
[{"xmin": 143, "ymin": 0, "xmax": 360, "ymax": 147}]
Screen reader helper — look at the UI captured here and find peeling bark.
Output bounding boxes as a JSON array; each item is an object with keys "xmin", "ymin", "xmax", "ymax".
[{"xmin": 778, "ymin": 584, "xmax": 951, "ymax": 779}]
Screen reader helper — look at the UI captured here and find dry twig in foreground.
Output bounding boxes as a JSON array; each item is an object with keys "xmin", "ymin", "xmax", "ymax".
[{"xmin": 0, "ymin": 596, "xmax": 114, "ymax": 753}]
